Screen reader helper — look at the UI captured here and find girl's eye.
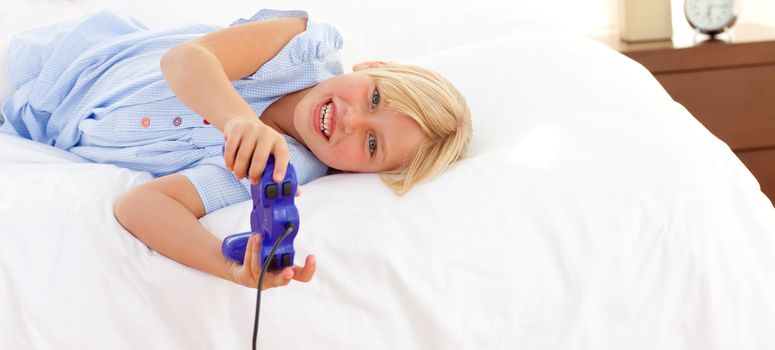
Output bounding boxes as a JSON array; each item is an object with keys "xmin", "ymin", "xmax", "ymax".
[
  {"xmin": 370, "ymin": 88, "xmax": 380, "ymax": 111},
  {"xmin": 368, "ymin": 133, "xmax": 377, "ymax": 157}
]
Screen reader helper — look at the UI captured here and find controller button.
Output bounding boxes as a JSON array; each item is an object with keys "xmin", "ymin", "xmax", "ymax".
[
  {"xmin": 268, "ymin": 256, "xmax": 278, "ymax": 268},
  {"xmin": 282, "ymin": 181, "xmax": 292, "ymax": 197},
  {"xmin": 265, "ymin": 184, "xmax": 278, "ymax": 199},
  {"xmin": 281, "ymin": 253, "xmax": 291, "ymax": 266}
]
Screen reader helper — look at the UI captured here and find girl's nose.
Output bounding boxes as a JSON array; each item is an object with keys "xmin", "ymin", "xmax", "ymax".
[{"xmin": 343, "ymin": 109, "xmax": 368, "ymax": 135}]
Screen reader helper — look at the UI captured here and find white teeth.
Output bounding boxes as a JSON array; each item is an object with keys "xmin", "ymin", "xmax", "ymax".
[{"xmin": 319, "ymin": 102, "xmax": 332, "ymax": 137}]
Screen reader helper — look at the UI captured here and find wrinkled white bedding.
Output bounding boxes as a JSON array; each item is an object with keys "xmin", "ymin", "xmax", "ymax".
[{"xmin": 2, "ymin": 1, "xmax": 775, "ymax": 349}]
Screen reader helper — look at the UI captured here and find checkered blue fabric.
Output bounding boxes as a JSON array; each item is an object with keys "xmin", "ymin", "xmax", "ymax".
[{"xmin": 0, "ymin": 9, "xmax": 342, "ymax": 214}]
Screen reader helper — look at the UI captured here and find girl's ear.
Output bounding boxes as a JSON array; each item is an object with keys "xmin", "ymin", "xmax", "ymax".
[{"xmin": 352, "ymin": 61, "xmax": 387, "ymax": 72}]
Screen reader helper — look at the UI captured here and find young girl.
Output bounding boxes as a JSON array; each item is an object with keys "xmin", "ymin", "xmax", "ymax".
[{"xmin": 0, "ymin": 9, "xmax": 471, "ymax": 290}]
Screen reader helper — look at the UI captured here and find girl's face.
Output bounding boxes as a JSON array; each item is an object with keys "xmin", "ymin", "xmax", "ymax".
[{"xmin": 293, "ymin": 71, "xmax": 427, "ymax": 173}]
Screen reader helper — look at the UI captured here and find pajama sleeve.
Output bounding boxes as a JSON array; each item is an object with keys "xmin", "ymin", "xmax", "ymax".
[{"xmin": 179, "ymin": 135, "xmax": 328, "ymax": 214}]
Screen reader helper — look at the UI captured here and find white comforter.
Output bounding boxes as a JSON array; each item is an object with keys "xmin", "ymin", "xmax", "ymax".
[{"xmin": 2, "ymin": 1, "xmax": 775, "ymax": 349}]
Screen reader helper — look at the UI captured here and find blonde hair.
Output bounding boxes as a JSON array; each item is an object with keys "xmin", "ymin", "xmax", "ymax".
[{"xmin": 361, "ymin": 63, "xmax": 472, "ymax": 195}]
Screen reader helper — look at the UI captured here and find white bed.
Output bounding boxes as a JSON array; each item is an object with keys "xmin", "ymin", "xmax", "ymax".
[{"xmin": 2, "ymin": 1, "xmax": 775, "ymax": 349}]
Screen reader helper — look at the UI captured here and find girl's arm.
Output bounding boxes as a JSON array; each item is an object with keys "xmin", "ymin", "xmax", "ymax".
[
  {"xmin": 114, "ymin": 174, "xmax": 316, "ymax": 289},
  {"xmin": 160, "ymin": 17, "xmax": 305, "ymax": 131},
  {"xmin": 123, "ymin": 17, "xmax": 316, "ymax": 288},
  {"xmin": 161, "ymin": 17, "xmax": 306, "ymax": 185}
]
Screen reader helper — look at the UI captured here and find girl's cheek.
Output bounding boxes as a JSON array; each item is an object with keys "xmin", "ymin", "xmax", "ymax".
[
  {"xmin": 334, "ymin": 145, "xmax": 357, "ymax": 161},
  {"xmin": 328, "ymin": 145, "xmax": 363, "ymax": 170}
]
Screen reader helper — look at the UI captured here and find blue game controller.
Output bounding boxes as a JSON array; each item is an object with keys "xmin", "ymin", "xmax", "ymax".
[{"xmin": 221, "ymin": 156, "xmax": 299, "ymax": 270}]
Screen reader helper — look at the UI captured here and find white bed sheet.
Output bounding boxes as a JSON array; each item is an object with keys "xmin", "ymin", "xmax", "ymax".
[{"xmin": 3, "ymin": 1, "xmax": 775, "ymax": 349}]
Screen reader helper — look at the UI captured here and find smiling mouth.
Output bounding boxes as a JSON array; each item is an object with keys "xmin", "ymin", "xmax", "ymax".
[{"xmin": 318, "ymin": 100, "xmax": 334, "ymax": 140}]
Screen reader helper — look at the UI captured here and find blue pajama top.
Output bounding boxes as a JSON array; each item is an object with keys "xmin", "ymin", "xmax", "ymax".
[{"xmin": 0, "ymin": 9, "xmax": 343, "ymax": 214}]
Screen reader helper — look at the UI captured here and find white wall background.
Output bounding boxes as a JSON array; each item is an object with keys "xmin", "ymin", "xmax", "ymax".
[
  {"xmin": 1, "ymin": 0, "xmax": 774, "ymax": 35},
  {"xmin": 548, "ymin": 0, "xmax": 775, "ymax": 33},
  {"xmin": 516, "ymin": 0, "xmax": 775, "ymax": 34}
]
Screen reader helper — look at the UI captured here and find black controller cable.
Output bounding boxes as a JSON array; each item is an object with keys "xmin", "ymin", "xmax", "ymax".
[{"xmin": 253, "ymin": 223, "xmax": 295, "ymax": 350}]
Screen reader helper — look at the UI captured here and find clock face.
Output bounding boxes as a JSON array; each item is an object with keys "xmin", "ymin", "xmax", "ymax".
[{"xmin": 684, "ymin": 0, "xmax": 737, "ymax": 34}]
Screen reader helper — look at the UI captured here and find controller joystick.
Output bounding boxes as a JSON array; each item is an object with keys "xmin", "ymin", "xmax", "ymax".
[{"xmin": 221, "ymin": 156, "xmax": 299, "ymax": 270}]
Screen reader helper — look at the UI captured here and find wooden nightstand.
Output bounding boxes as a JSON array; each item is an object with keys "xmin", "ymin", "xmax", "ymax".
[{"xmin": 593, "ymin": 24, "xmax": 775, "ymax": 205}]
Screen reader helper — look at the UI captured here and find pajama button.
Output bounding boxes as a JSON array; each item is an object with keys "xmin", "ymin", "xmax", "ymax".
[
  {"xmin": 173, "ymin": 117, "xmax": 182, "ymax": 127},
  {"xmin": 141, "ymin": 117, "xmax": 150, "ymax": 128}
]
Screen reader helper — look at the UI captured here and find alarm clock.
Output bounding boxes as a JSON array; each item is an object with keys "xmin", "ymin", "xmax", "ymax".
[{"xmin": 684, "ymin": 0, "xmax": 738, "ymax": 35}]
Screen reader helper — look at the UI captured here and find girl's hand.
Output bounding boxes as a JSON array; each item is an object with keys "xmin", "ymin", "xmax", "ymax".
[
  {"xmin": 228, "ymin": 234, "xmax": 317, "ymax": 290},
  {"xmin": 223, "ymin": 117, "xmax": 291, "ymax": 185}
]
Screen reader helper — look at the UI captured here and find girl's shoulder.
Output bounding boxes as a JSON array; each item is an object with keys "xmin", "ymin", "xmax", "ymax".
[{"xmin": 231, "ymin": 9, "xmax": 343, "ymax": 64}]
